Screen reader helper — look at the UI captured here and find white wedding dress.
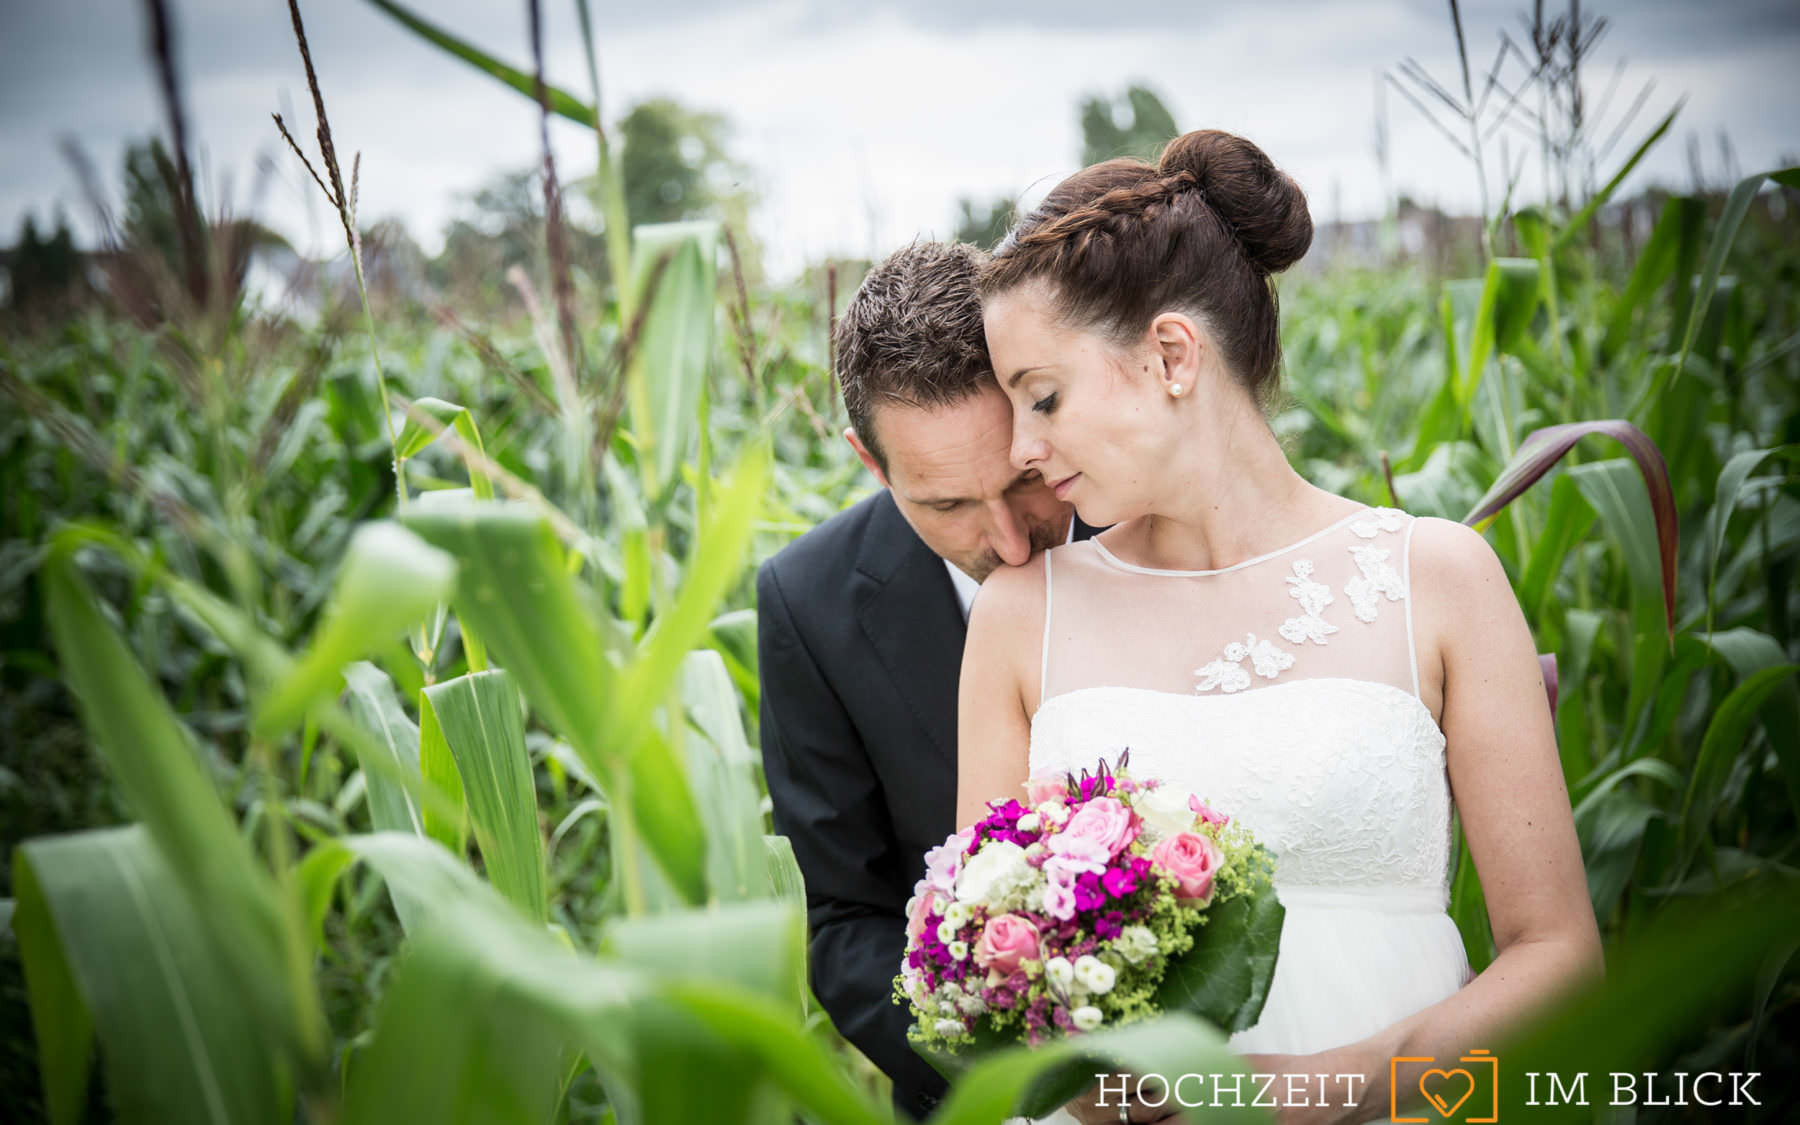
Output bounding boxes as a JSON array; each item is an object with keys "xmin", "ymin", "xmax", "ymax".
[{"xmin": 1019, "ymin": 506, "xmax": 1474, "ymax": 1124}]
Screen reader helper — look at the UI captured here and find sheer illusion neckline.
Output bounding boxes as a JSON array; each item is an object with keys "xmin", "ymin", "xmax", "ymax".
[{"xmin": 1088, "ymin": 506, "xmax": 1376, "ymax": 578}]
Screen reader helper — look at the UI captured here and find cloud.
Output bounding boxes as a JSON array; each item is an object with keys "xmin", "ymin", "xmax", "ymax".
[{"xmin": 1, "ymin": 0, "xmax": 1794, "ymax": 281}]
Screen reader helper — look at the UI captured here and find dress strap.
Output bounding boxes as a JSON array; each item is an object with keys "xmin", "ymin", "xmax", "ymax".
[
  {"xmin": 1040, "ymin": 549, "xmax": 1054, "ymax": 705},
  {"xmin": 1403, "ymin": 515, "xmax": 1421, "ymax": 700}
]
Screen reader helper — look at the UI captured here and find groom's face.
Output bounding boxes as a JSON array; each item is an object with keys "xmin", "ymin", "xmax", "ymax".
[{"xmin": 847, "ymin": 383, "xmax": 1072, "ymax": 583}]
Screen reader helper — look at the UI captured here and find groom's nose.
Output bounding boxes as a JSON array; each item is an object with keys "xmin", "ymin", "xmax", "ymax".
[{"xmin": 986, "ymin": 504, "xmax": 1032, "ymax": 568}]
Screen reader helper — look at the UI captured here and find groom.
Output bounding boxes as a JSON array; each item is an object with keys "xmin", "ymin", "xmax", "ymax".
[{"xmin": 757, "ymin": 241, "xmax": 1089, "ymax": 1120}]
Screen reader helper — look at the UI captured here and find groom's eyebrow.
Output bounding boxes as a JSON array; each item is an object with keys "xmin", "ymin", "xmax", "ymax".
[{"xmin": 1006, "ymin": 365, "xmax": 1048, "ymax": 388}]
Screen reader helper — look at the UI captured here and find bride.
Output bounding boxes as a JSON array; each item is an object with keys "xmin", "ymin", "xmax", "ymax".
[{"xmin": 953, "ymin": 129, "xmax": 1604, "ymax": 1125}]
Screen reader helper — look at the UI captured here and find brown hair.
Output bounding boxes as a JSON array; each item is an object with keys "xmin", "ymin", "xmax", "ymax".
[
  {"xmin": 982, "ymin": 129, "xmax": 1312, "ymax": 408},
  {"xmin": 835, "ymin": 239, "xmax": 992, "ymax": 472}
]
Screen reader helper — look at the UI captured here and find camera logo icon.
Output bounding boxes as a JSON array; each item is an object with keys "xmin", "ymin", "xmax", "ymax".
[{"xmin": 1390, "ymin": 1049, "xmax": 1499, "ymax": 1122}]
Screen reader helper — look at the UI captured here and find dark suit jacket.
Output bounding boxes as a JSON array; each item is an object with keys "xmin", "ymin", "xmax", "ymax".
[{"xmin": 757, "ymin": 489, "xmax": 1096, "ymax": 1121}]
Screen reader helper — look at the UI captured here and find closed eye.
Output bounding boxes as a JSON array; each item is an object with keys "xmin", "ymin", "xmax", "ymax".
[{"xmin": 1031, "ymin": 392, "xmax": 1059, "ymax": 415}]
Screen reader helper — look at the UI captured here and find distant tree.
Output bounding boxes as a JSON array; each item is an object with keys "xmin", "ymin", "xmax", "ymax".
[
  {"xmin": 429, "ymin": 97, "xmax": 757, "ymax": 312},
  {"xmin": 1079, "ymin": 85, "xmax": 1179, "ymax": 166},
  {"xmin": 954, "ymin": 196, "xmax": 1015, "ymax": 250},
  {"xmin": 4, "ymin": 212, "xmax": 84, "ymax": 315},
  {"xmin": 618, "ymin": 98, "xmax": 753, "ymax": 228}
]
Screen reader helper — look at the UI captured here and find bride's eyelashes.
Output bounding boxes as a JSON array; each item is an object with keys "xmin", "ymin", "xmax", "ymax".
[{"xmin": 1031, "ymin": 392, "xmax": 1059, "ymax": 416}]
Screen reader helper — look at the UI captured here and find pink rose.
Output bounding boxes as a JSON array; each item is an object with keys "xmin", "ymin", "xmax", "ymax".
[
  {"xmin": 1152, "ymin": 832, "xmax": 1224, "ymax": 905},
  {"xmin": 905, "ymin": 886, "xmax": 944, "ymax": 943},
  {"xmin": 1024, "ymin": 772, "xmax": 1067, "ymax": 805},
  {"xmin": 975, "ymin": 913, "xmax": 1042, "ymax": 976},
  {"xmin": 1189, "ymin": 795, "xmax": 1230, "ymax": 830},
  {"xmin": 1049, "ymin": 795, "xmax": 1137, "ymax": 859}
]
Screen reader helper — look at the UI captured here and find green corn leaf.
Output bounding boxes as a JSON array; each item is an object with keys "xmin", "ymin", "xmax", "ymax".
[
  {"xmin": 42, "ymin": 540, "xmax": 320, "ymax": 1061},
  {"xmin": 297, "ymin": 832, "xmax": 512, "ymax": 950},
  {"xmin": 1677, "ymin": 664, "xmax": 1800, "ymax": 872},
  {"xmin": 422, "ymin": 670, "xmax": 547, "ymax": 922},
  {"xmin": 16, "ymin": 827, "xmax": 294, "ymax": 1125},
  {"xmin": 257, "ymin": 522, "xmax": 456, "ymax": 737},
  {"xmin": 925, "ymin": 1013, "xmax": 1269, "ymax": 1124},
  {"xmin": 11, "ymin": 852, "xmax": 94, "ymax": 1125},
  {"xmin": 1491, "ymin": 874, "xmax": 1800, "ymax": 1123},
  {"xmin": 394, "ymin": 396, "xmax": 494, "ymax": 500},
  {"xmin": 400, "ymin": 501, "xmax": 613, "ymax": 773},
  {"xmin": 1459, "ymin": 257, "xmax": 1540, "ymax": 405},
  {"xmin": 1705, "ymin": 445, "xmax": 1799, "ymax": 632},
  {"xmin": 415, "ymin": 689, "xmax": 469, "ymax": 855},
  {"xmin": 364, "ymin": 0, "xmax": 594, "ymax": 126},
  {"xmin": 1635, "ymin": 165, "xmax": 1800, "ymax": 412},
  {"xmin": 627, "ymin": 221, "xmax": 720, "ymax": 500},
  {"xmin": 1516, "ymin": 474, "xmax": 1597, "ymax": 621},
  {"xmin": 678, "ymin": 651, "xmax": 764, "ymax": 903},
  {"xmin": 340, "ymin": 663, "xmax": 435, "ymax": 931},
  {"xmin": 1600, "ymin": 196, "xmax": 1705, "ymax": 358}
]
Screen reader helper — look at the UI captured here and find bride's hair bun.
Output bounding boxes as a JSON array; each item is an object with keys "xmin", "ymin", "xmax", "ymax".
[
  {"xmin": 983, "ymin": 128, "xmax": 1312, "ymax": 409},
  {"xmin": 1157, "ymin": 130, "xmax": 1312, "ymax": 276}
]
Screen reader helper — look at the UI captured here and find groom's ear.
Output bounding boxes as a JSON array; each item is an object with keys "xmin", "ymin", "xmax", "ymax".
[{"xmin": 845, "ymin": 427, "xmax": 891, "ymax": 488}]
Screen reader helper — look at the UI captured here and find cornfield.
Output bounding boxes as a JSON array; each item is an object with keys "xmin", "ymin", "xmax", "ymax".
[{"xmin": 2, "ymin": 1, "xmax": 1796, "ymax": 1122}]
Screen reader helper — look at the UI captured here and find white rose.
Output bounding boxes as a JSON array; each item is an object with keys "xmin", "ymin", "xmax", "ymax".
[
  {"xmin": 1117, "ymin": 925, "xmax": 1159, "ymax": 964},
  {"xmin": 935, "ymin": 1018, "xmax": 965, "ymax": 1037},
  {"xmin": 1044, "ymin": 956, "xmax": 1075, "ymax": 989},
  {"xmin": 1074, "ymin": 955, "xmax": 1116, "ymax": 995},
  {"xmin": 1135, "ymin": 784, "xmax": 1194, "ymax": 843},
  {"xmin": 948, "ymin": 941, "xmax": 969, "ymax": 961},
  {"xmin": 1071, "ymin": 1005, "xmax": 1104, "ymax": 1031},
  {"xmin": 1017, "ymin": 812, "xmax": 1042, "ymax": 833},
  {"xmin": 954, "ymin": 840, "xmax": 1027, "ymax": 904}
]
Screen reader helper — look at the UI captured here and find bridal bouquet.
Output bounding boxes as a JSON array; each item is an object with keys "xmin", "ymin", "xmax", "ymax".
[{"xmin": 894, "ymin": 753, "xmax": 1282, "ymax": 1101}]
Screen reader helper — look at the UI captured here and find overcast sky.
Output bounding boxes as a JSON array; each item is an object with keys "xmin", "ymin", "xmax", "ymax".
[{"xmin": 1, "ymin": 0, "xmax": 1795, "ymax": 279}]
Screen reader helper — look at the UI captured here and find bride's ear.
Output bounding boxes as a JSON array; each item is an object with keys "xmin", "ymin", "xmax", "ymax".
[{"xmin": 1148, "ymin": 311, "xmax": 1203, "ymax": 396}]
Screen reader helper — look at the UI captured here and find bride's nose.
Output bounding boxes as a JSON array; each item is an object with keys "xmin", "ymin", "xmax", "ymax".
[{"xmin": 1010, "ymin": 426, "xmax": 1048, "ymax": 473}]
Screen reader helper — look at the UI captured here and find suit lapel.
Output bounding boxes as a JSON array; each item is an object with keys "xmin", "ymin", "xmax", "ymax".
[{"xmin": 854, "ymin": 492, "xmax": 965, "ymax": 771}]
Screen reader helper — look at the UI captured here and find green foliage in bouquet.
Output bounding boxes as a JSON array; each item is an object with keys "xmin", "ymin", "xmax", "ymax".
[{"xmin": 900, "ymin": 757, "xmax": 1285, "ymax": 1117}]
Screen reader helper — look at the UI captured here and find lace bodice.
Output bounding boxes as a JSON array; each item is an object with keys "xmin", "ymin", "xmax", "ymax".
[{"xmin": 1028, "ymin": 507, "xmax": 1456, "ymax": 895}]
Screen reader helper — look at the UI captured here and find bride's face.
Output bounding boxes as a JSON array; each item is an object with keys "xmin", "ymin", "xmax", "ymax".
[{"xmin": 983, "ymin": 281, "xmax": 1185, "ymax": 527}]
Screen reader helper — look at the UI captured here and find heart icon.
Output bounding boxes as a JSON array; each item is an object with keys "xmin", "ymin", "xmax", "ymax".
[{"xmin": 1418, "ymin": 1068, "xmax": 1475, "ymax": 1117}]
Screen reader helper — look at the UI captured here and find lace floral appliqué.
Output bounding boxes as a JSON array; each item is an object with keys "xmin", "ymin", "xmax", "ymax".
[
  {"xmin": 1195, "ymin": 632, "xmax": 1294, "ymax": 694},
  {"xmin": 1279, "ymin": 559, "xmax": 1338, "ymax": 646},
  {"xmin": 1351, "ymin": 508, "xmax": 1408, "ymax": 539},
  {"xmin": 1190, "ymin": 508, "xmax": 1413, "ymax": 694},
  {"xmin": 1346, "ymin": 543, "xmax": 1406, "ymax": 623}
]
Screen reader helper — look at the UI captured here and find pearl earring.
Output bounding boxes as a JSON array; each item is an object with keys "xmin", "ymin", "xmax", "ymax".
[{"xmin": 1169, "ymin": 383, "xmax": 1183, "ymax": 397}]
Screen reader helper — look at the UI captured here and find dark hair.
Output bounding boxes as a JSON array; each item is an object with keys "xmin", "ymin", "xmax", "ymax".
[
  {"xmin": 982, "ymin": 129, "xmax": 1312, "ymax": 408},
  {"xmin": 835, "ymin": 240, "xmax": 992, "ymax": 473}
]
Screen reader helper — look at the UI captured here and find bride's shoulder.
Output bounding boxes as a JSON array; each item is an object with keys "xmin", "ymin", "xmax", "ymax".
[
  {"xmin": 968, "ymin": 550, "xmax": 1049, "ymax": 628},
  {"xmin": 1401, "ymin": 515, "xmax": 1518, "ymax": 629}
]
